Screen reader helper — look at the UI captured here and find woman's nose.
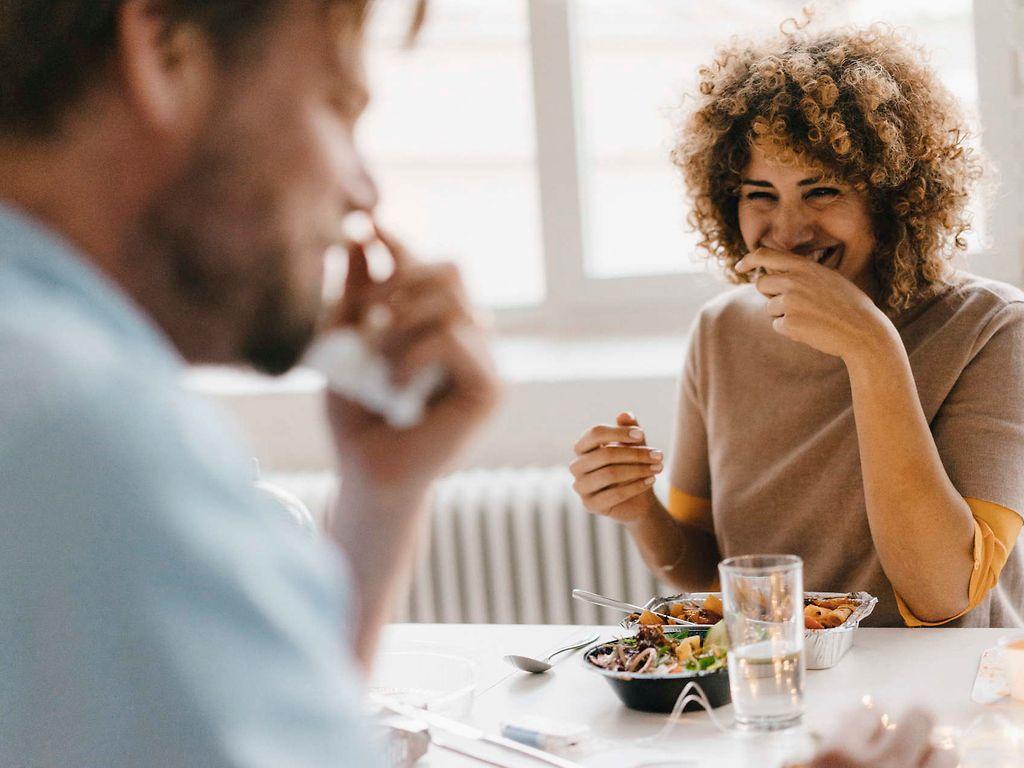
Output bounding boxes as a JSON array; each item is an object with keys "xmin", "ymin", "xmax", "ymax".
[{"xmin": 766, "ymin": 207, "xmax": 815, "ymax": 252}]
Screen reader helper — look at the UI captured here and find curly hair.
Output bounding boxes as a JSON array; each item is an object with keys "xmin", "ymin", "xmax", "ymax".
[{"xmin": 671, "ymin": 23, "xmax": 983, "ymax": 313}]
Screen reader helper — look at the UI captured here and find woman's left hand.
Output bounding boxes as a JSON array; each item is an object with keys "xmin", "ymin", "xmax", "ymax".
[{"xmin": 735, "ymin": 247, "xmax": 895, "ymax": 362}]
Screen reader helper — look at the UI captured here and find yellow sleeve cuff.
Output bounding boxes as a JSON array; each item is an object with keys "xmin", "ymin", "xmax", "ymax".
[
  {"xmin": 895, "ymin": 497, "xmax": 1023, "ymax": 627},
  {"xmin": 667, "ymin": 486, "xmax": 713, "ymax": 533}
]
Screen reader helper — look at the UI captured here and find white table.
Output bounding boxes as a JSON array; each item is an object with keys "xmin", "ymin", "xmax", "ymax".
[{"xmin": 377, "ymin": 624, "xmax": 1024, "ymax": 767}]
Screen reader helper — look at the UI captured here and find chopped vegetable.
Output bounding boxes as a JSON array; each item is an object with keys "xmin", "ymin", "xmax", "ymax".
[
  {"xmin": 588, "ymin": 624, "xmax": 727, "ymax": 675},
  {"xmin": 703, "ymin": 619, "xmax": 729, "ymax": 652}
]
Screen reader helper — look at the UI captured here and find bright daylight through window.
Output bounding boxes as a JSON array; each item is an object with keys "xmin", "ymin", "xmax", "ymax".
[{"xmin": 361, "ymin": 0, "xmax": 983, "ymax": 316}]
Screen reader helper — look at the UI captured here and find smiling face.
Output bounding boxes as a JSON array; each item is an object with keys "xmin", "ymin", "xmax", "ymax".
[{"xmin": 737, "ymin": 143, "xmax": 878, "ymax": 297}]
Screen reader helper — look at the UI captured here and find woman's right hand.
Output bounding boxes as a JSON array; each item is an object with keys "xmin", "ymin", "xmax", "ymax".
[{"xmin": 569, "ymin": 412, "xmax": 664, "ymax": 523}]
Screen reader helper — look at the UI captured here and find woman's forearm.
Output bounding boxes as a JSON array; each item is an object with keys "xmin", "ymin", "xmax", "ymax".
[
  {"xmin": 845, "ymin": 327, "xmax": 975, "ymax": 622},
  {"xmin": 625, "ymin": 493, "xmax": 720, "ymax": 591}
]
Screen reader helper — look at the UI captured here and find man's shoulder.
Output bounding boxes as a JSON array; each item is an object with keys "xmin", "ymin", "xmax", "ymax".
[
  {"xmin": 0, "ymin": 277, "xmax": 144, "ymax": 399},
  {"xmin": 0, "ymin": 289, "xmax": 253, "ymax": 518}
]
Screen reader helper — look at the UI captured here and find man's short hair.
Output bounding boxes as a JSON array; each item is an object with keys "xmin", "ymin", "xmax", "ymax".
[{"xmin": 0, "ymin": 0, "xmax": 424, "ymax": 138}]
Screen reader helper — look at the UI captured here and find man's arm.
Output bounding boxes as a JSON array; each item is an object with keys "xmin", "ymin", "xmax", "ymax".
[
  {"xmin": 1, "ymin": 362, "xmax": 381, "ymax": 768},
  {"xmin": 322, "ymin": 230, "xmax": 501, "ymax": 669}
]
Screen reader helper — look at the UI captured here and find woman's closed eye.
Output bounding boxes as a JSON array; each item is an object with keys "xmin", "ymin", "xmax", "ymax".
[
  {"xmin": 744, "ymin": 191, "xmax": 777, "ymax": 202},
  {"xmin": 804, "ymin": 186, "xmax": 841, "ymax": 202}
]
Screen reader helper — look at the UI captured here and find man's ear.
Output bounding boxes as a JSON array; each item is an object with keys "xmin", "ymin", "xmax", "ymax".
[{"xmin": 117, "ymin": 0, "xmax": 218, "ymax": 144}]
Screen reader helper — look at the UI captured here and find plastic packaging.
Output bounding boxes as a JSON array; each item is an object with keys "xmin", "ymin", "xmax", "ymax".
[
  {"xmin": 372, "ymin": 713, "xmax": 431, "ymax": 768},
  {"xmin": 500, "ymin": 714, "xmax": 590, "ymax": 752},
  {"xmin": 369, "ymin": 649, "xmax": 477, "ymax": 719},
  {"xmin": 251, "ymin": 459, "xmax": 318, "ymax": 536}
]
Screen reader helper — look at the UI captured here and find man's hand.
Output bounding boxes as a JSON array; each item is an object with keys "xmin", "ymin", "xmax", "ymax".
[
  {"xmin": 735, "ymin": 248, "xmax": 897, "ymax": 363},
  {"xmin": 323, "ymin": 227, "xmax": 501, "ymax": 668},
  {"xmin": 326, "ymin": 227, "xmax": 501, "ymax": 501}
]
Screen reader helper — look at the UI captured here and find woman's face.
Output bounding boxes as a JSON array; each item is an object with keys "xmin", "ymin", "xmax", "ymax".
[{"xmin": 737, "ymin": 143, "xmax": 878, "ymax": 296}]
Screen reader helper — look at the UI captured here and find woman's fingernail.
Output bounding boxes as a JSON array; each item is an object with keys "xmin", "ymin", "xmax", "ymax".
[
  {"xmin": 735, "ymin": 258, "xmax": 746, "ymax": 270},
  {"xmin": 628, "ymin": 428, "xmax": 644, "ymax": 440},
  {"xmin": 650, "ymin": 449, "xmax": 663, "ymax": 460},
  {"xmin": 651, "ymin": 464, "xmax": 664, "ymax": 473},
  {"xmin": 644, "ymin": 477, "xmax": 656, "ymax": 486}
]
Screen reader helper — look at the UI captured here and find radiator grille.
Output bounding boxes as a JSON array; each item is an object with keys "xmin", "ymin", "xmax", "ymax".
[{"xmin": 270, "ymin": 467, "xmax": 664, "ymax": 625}]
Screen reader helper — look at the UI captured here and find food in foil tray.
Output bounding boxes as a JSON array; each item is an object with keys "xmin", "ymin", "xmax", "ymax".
[
  {"xmin": 627, "ymin": 594, "xmax": 724, "ymax": 627},
  {"xmin": 630, "ymin": 593, "xmax": 869, "ymax": 631},
  {"xmin": 803, "ymin": 595, "xmax": 860, "ymax": 630}
]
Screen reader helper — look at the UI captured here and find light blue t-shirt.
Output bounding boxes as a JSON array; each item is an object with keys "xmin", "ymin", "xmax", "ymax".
[{"xmin": 0, "ymin": 205, "xmax": 378, "ymax": 766}]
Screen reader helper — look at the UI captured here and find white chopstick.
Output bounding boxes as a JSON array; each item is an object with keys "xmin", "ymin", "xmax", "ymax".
[
  {"xmin": 373, "ymin": 697, "xmax": 581, "ymax": 768},
  {"xmin": 431, "ymin": 736, "xmax": 519, "ymax": 767}
]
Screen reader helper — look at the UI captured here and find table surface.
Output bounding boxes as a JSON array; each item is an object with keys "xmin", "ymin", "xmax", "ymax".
[{"xmin": 376, "ymin": 624, "xmax": 1024, "ymax": 767}]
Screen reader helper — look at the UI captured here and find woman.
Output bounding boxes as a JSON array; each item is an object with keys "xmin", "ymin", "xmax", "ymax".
[{"xmin": 570, "ymin": 24, "xmax": 1024, "ymax": 627}]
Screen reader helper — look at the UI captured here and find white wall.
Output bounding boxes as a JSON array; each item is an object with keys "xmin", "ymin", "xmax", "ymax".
[{"xmin": 187, "ymin": 334, "xmax": 690, "ymax": 473}]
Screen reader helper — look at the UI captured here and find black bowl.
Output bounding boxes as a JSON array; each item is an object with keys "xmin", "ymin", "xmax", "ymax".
[{"xmin": 583, "ymin": 630, "xmax": 731, "ymax": 714}]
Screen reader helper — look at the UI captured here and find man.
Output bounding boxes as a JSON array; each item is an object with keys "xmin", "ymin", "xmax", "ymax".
[{"xmin": 0, "ymin": 1, "xmax": 497, "ymax": 765}]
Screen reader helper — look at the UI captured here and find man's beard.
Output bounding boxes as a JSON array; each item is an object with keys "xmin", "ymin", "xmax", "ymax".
[
  {"xmin": 132, "ymin": 134, "xmax": 322, "ymax": 375},
  {"xmin": 239, "ymin": 280, "xmax": 318, "ymax": 375}
]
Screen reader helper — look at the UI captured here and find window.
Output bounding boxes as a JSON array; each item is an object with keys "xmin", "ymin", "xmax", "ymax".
[
  {"xmin": 359, "ymin": 2, "xmax": 543, "ymax": 308},
  {"xmin": 577, "ymin": 0, "xmax": 980, "ymax": 278},
  {"xmin": 361, "ymin": 0, "xmax": 1014, "ymax": 330}
]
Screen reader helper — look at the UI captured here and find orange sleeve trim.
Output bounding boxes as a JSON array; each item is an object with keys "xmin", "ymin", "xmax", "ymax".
[
  {"xmin": 895, "ymin": 497, "xmax": 1022, "ymax": 627},
  {"xmin": 667, "ymin": 486, "xmax": 713, "ymax": 533}
]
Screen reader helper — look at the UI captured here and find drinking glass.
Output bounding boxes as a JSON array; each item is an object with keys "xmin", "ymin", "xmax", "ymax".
[
  {"xmin": 719, "ymin": 554, "xmax": 805, "ymax": 730},
  {"xmin": 998, "ymin": 632, "xmax": 1024, "ymax": 701}
]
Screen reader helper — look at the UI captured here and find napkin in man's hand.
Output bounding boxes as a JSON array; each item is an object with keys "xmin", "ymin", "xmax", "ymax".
[{"xmin": 303, "ymin": 328, "xmax": 445, "ymax": 429}]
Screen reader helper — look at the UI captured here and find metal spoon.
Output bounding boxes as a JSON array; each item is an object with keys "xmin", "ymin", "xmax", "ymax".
[
  {"xmin": 504, "ymin": 631, "xmax": 600, "ymax": 674},
  {"xmin": 571, "ymin": 588, "xmax": 700, "ymax": 627}
]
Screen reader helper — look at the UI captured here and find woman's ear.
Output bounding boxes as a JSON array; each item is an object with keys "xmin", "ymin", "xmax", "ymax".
[{"xmin": 116, "ymin": 0, "xmax": 217, "ymax": 145}]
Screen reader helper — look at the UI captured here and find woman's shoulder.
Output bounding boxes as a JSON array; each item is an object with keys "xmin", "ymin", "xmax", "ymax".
[
  {"xmin": 927, "ymin": 272, "xmax": 1024, "ymax": 331},
  {"xmin": 946, "ymin": 272, "xmax": 1024, "ymax": 311},
  {"xmin": 906, "ymin": 272, "xmax": 1024, "ymax": 352}
]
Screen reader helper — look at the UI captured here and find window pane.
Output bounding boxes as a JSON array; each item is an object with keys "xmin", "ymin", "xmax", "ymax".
[
  {"xmin": 576, "ymin": 0, "xmax": 978, "ymax": 279},
  {"xmin": 359, "ymin": 1, "xmax": 544, "ymax": 307}
]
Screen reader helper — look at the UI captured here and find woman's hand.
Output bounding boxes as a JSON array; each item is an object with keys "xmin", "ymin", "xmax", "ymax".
[
  {"xmin": 735, "ymin": 248, "xmax": 897, "ymax": 363},
  {"xmin": 570, "ymin": 412, "xmax": 664, "ymax": 523}
]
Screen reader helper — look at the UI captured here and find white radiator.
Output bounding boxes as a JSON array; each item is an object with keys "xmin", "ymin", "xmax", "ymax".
[{"xmin": 269, "ymin": 467, "xmax": 664, "ymax": 625}]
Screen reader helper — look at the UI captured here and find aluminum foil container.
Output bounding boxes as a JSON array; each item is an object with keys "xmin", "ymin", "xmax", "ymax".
[
  {"xmin": 801, "ymin": 591, "xmax": 878, "ymax": 669},
  {"xmin": 632, "ymin": 590, "xmax": 878, "ymax": 670}
]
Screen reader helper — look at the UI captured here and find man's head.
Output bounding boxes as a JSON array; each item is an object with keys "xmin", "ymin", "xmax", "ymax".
[{"xmin": 0, "ymin": 1, "xmax": 421, "ymax": 373}]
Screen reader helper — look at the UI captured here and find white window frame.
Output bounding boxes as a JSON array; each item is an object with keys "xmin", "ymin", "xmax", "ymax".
[
  {"xmin": 972, "ymin": 0, "xmax": 1024, "ymax": 287},
  {"xmin": 494, "ymin": 0, "xmax": 1023, "ymax": 335}
]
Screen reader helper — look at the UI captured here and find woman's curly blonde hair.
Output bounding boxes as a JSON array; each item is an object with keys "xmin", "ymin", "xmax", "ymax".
[{"xmin": 672, "ymin": 23, "xmax": 983, "ymax": 313}]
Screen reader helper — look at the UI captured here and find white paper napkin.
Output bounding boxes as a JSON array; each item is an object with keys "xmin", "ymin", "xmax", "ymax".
[
  {"xmin": 971, "ymin": 646, "xmax": 1009, "ymax": 704},
  {"xmin": 303, "ymin": 328, "xmax": 445, "ymax": 429}
]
